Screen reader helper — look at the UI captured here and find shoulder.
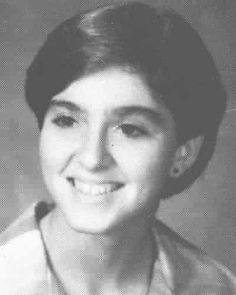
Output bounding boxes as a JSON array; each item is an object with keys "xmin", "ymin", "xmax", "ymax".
[
  {"xmin": 0, "ymin": 202, "xmax": 49, "ymax": 294},
  {"xmin": 153, "ymin": 219, "xmax": 236, "ymax": 294}
]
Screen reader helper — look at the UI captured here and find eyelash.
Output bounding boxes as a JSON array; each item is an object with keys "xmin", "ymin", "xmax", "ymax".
[
  {"xmin": 52, "ymin": 115, "xmax": 149, "ymax": 138},
  {"xmin": 52, "ymin": 115, "xmax": 77, "ymax": 128},
  {"xmin": 119, "ymin": 123, "xmax": 148, "ymax": 138}
]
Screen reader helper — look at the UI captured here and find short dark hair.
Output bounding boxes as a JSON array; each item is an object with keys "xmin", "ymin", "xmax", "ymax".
[{"xmin": 25, "ymin": 2, "xmax": 226, "ymax": 197}]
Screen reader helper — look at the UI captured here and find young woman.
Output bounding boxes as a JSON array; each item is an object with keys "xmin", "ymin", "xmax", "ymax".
[{"xmin": 1, "ymin": 2, "xmax": 236, "ymax": 294}]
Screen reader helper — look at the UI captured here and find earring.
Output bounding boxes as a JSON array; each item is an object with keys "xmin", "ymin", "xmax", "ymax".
[{"xmin": 170, "ymin": 166, "xmax": 181, "ymax": 178}]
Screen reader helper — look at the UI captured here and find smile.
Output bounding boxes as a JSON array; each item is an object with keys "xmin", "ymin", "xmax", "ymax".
[{"xmin": 67, "ymin": 178, "xmax": 123, "ymax": 196}]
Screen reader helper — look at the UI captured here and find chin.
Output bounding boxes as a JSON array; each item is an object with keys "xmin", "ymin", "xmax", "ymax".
[
  {"xmin": 65, "ymin": 216, "xmax": 122, "ymax": 235},
  {"xmin": 54, "ymin": 204, "xmax": 120, "ymax": 235}
]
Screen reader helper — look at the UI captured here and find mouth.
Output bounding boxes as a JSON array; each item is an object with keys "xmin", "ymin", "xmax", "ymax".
[{"xmin": 67, "ymin": 177, "xmax": 124, "ymax": 196}]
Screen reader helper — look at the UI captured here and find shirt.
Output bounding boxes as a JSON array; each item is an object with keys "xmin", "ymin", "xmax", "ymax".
[{"xmin": 0, "ymin": 201, "xmax": 236, "ymax": 294}]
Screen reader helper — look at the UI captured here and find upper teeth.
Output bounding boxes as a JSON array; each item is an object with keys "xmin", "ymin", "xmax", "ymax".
[{"xmin": 70, "ymin": 179, "xmax": 121, "ymax": 196}]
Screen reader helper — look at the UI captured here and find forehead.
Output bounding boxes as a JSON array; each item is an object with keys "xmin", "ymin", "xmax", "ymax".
[{"xmin": 51, "ymin": 68, "xmax": 171, "ymax": 118}]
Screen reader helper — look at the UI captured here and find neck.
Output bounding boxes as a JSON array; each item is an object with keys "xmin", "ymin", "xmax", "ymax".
[{"xmin": 41, "ymin": 207, "xmax": 156, "ymax": 294}]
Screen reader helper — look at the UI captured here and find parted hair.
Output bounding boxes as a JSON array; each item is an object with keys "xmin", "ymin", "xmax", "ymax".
[{"xmin": 25, "ymin": 2, "xmax": 226, "ymax": 198}]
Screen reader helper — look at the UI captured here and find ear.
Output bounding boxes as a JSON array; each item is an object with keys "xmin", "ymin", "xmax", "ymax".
[{"xmin": 169, "ymin": 136, "xmax": 204, "ymax": 178}]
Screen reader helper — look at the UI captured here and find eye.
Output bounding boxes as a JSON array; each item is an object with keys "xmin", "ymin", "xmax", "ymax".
[
  {"xmin": 120, "ymin": 124, "xmax": 147, "ymax": 138},
  {"xmin": 52, "ymin": 115, "xmax": 77, "ymax": 128}
]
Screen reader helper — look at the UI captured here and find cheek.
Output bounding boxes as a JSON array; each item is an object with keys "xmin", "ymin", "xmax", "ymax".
[
  {"xmin": 39, "ymin": 129, "xmax": 73, "ymax": 174},
  {"xmin": 114, "ymin": 139, "xmax": 175, "ymax": 185},
  {"xmin": 39, "ymin": 123, "xmax": 88, "ymax": 171}
]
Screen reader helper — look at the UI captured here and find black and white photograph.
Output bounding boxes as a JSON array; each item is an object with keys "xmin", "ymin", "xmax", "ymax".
[{"xmin": 0, "ymin": 0, "xmax": 236, "ymax": 294}]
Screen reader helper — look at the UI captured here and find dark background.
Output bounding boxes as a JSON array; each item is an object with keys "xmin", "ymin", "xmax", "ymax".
[{"xmin": 0, "ymin": 0, "xmax": 236, "ymax": 273}]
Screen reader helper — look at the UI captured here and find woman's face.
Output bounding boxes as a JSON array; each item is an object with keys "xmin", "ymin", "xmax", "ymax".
[{"xmin": 40, "ymin": 68, "xmax": 178, "ymax": 234}]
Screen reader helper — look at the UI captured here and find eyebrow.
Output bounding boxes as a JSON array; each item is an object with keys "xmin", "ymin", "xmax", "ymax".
[
  {"xmin": 49, "ymin": 100, "xmax": 85, "ymax": 113},
  {"xmin": 113, "ymin": 106, "xmax": 164, "ymax": 125},
  {"xmin": 49, "ymin": 100, "xmax": 163, "ymax": 124}
]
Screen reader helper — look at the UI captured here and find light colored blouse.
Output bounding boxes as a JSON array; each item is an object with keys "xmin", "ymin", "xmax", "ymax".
[{"xmin": 0, "ymin": 202, "xmax": 236, "ymax": 294}]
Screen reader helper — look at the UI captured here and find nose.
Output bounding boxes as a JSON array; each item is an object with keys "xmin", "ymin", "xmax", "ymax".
[{"xmin": 77, "ymin": 127, "xmax": 113, "ymax": 171}]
